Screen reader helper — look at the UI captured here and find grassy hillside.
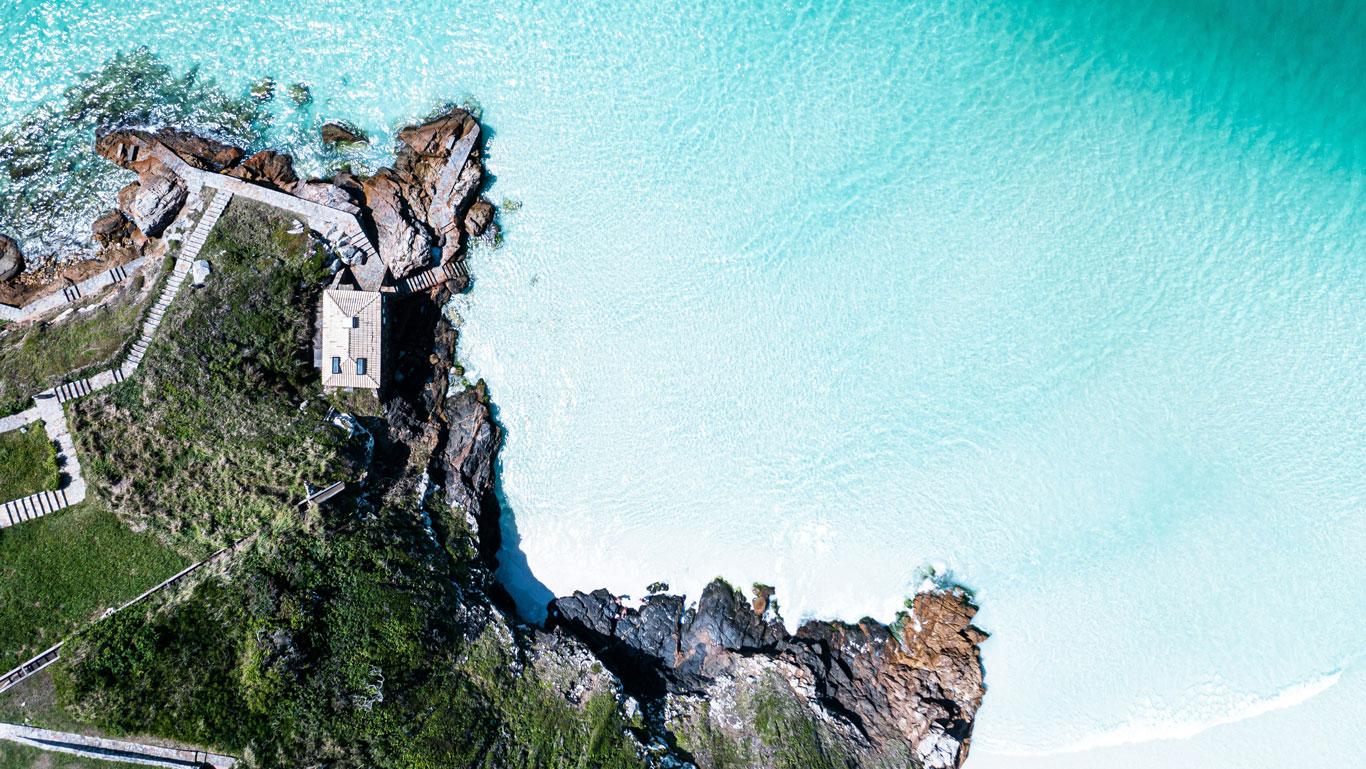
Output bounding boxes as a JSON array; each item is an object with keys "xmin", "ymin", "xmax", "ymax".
[{"xmin": 0, "ymin": 501, "xmax": 186, "ymax": 671}]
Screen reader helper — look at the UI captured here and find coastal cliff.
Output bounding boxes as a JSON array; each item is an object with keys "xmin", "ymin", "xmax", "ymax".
[{"xmin": 34, "ymin": 106, "xmax": 986, "ymax": 769}]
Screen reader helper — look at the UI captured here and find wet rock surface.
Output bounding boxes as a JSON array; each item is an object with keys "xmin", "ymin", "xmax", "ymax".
[
  {"xmin": 0, "ymin": 234, "xmax": 23, "ymax": 282},
  {"xmin": 321, "ymin": 120, "xmax": 368, "ymax": 145}
]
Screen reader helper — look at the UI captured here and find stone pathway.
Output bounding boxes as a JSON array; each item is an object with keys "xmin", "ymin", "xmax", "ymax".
[
  {"xmin": 0, "ymin": 191, "xmax": 232, "ymax": 529},
  {"xmin": 140, "ymin": 137, "xmax": 473, "ymax": 295},
  {"xmin": 0, "ymin": 258, "xmax": 147, "ymax": 324},
  {"xmin": 0, "ymin": 722, "xmax": 236, "ymax": 768}
]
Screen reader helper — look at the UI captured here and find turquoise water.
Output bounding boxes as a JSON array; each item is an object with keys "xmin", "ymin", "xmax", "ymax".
[{"xmin": 2, "ymin": 1, "xmax": 1363, "ymax": 765}]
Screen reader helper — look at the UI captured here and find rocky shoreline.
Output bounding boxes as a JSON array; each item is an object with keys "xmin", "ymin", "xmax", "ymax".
[{"xmin": 31, "ymin": 105, "xmax": 987, "ymax": 768}]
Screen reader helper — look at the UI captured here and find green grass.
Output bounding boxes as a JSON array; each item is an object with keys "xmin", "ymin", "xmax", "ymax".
[
  {"xmin": 0, "ymin": 293, "xmax": 145, "ymax": 417},
  {"xmin": 0, "ymin": 739, "xmax": 129, "ymax": 769},
  {"xmin": 70, "ymin": 200, "xmax": 350, "ymax": 552},
  {"xmin": 0, "ymin": 501, "xmax": 187, "ymax": 671},
  {"xmin": 54, "ymin": 501, "xmax": 647, "ymax": 769},
  {"xmin": 0, "ymin": 428, "xmax": 59, "ymax": 501}
]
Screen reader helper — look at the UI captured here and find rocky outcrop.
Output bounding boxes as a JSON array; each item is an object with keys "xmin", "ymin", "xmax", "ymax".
[
  {"xmin": 321, "ymin": 121, "xmax": 368, "ymax": 145},
  {"xmin": 393, "ymin": 109, "xmax": 484, "ymax": 254},
  {"xmin": 361, "ymin": 170, "xmax": 433, "ymax": 278},
  {"xmin": 123, "ymin": 169, "xmax": 187, "ymax": 237},
  {"xmin": 225, "ymin": 150, "xmax": 298, "ymax": 190},
  {"xmin": 0, "ymin": 234, "xmax": 23, "ymax": 282},
  {"xmin": 96, "ymin": 128, "xmax": 243, "ymax": 173},
  {"xmin": 440, "ymin": 381, "xmax": 500, "ymax": 530},
  {"xmin": 552, "ymin": 582, "xmax": 986, "ymax": 768},
  {"xmin": 90, "ymin": 210, "xmax": 134, "ymax": 246},
  {"xmin": 464, "ymin": 198, "xmax": 495, "ymax": 237}
]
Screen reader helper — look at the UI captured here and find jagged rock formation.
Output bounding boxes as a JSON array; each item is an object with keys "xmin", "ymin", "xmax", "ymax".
[
  {"xmin": 123, "ymin": 168, "xmax": 187, "ymax": 238},
  {"xmin": 75, "ymin": 112, "xmax": 988, "ymax": 769},
  {"xmin": 225, "ymin": 149, "xmax": 298, "ymax": 189},
  {"xmin": 551, "ymin": 582, "xmax": 986, "ymax": 768}
]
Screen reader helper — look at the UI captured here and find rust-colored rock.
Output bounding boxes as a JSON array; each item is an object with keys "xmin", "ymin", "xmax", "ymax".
[
  {"xmin": 360, "ymin": 170, "xmax": 432, "ymax": 279},
  {"xmin": 226, "ymin": 150, "xmax": 298, "ymax": 190},
  {"xmin": 464, "ymin": 199, "xmax": 495, "ymax": 237},
  {"xmin": 397, "ymin": 109, "xmax": 477, "ymax": 158},
  {"xmin": 96, "ymin": 128, "xmax": 243, "ymax": 173}
]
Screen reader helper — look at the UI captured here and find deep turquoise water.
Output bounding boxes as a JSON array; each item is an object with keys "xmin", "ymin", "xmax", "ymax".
[{"xmin": 2, "ymin": 1, "xmax": 1362, "ymax": 766}]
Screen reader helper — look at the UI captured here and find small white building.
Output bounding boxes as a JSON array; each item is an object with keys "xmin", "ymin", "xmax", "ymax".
[{"xmin": 320, "ymin": 288, "xmax": 383, "ymax": 390}]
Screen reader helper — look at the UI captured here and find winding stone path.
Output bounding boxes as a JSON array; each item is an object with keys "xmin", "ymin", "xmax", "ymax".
[
  {"xmin": 0, "ymin": 723, "xmax": 236, "ymax": 768},
  {"xmin": 0, "ymin": 191, "xmax": 231, "ymax": 529},
  {"xmin": 0, "ymin": 258, "xmax": 146, "ymax": 324}
]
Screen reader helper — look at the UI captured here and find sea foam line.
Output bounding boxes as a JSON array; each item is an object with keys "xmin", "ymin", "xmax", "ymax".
[{"xmin": 988, "ymin": 667, "xmax": 1346, "ymax": 757}]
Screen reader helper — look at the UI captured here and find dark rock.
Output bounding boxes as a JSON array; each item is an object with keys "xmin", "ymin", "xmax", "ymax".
[
  {"xmin": 440, "ymin": 381, "xmax": 499, "ymax": 525},
  {"xmin": 226, "ymin": 150, "xmax": 298, "ymax": 190},
  {"xmin": 464, "ymin": 199, "xmax": 495, "ymax": 237},
  {"xmin": 553, "ymin": 581, "xmax": 986, "ymax": 767},
  {"xmin": 0, "ymin": 234, "xmax": 23, "ymax": 281},
  {"xmin": 321, "ymin": 121, "xmax": 369, "ymax": 146},
  {"xmin": 250, "ymin": 77, "xmax": 276, "ymax": 102},
  {"xmin": 91, "ymin": 210, "xmax": 132, "ymax": 244},
  {"xmin": 287, "ymin": 82, "xmax": 312, "ymax": 106}
]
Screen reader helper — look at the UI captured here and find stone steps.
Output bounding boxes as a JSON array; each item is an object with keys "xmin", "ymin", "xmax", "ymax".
[
  {"xmin": 54, "ymin": 377, "xmax": 93, "ymax": 403},
  {"xmin": 0, "ymin": 488, "xmax": 68, "ymax": 529}
]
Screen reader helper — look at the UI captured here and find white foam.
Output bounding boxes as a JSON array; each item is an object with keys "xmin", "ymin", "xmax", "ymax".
[{"xmin": 990, "ymin": 668, "xmax": 1346, "ymax": 757}]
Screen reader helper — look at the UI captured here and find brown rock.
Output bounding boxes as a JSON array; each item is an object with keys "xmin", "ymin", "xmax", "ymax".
[
  {"xmin": 321, "ymin": 121, "xmax": 368, "ymax": 146},
  {"xmin": 397, "ymin": 108, "xmax": 475, "ymax": 157},
  {"xmin": 91, "ymin": 210, "xmax": 132, "ymax": 245},
  {"xmin": 0, "ymin": 234, "xmax": 23, "ymax": 282},
  {"xmin": 96, "ymin": 128, "xmax": 243, "ymax": 173},
  {"xmin": 360, "ymin": 170, "xmax": 432, "ymax": 279},
  {"xmin": 226, "ymin": 150, "xmax": 298, "ymax": 190},
  {"xmin": 125, "ymin": 169, "xmax": 187, "ymax": 238},
  {"xmin": 463, "ymin": 199, "xmax": 495, "ymax": 237}
]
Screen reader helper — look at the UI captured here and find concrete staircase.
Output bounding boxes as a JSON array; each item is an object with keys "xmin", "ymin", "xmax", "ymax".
[{"xmin": 0, "ymin": 192, "xmax": 233, "ymax": 531}]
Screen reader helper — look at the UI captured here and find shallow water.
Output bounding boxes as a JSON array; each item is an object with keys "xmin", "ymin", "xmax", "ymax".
[{"xmin": 2, "ymin": 1, "xmax": 1363, "ymax": 765}]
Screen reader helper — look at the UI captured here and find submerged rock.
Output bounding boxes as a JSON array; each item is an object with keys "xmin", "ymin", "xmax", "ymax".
[
  {"xmin": 287, "ymin": 82, "xmax": 312, "ymax": 106},
  {"xmin": 321, "ymin": 120, "xmax": 368, "ymax": 146}
]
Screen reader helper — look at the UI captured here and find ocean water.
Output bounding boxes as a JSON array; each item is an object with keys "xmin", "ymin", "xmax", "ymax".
[{"xmin": 2, "ymin": 1, "xmax": 1363, "ymax": 766}]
